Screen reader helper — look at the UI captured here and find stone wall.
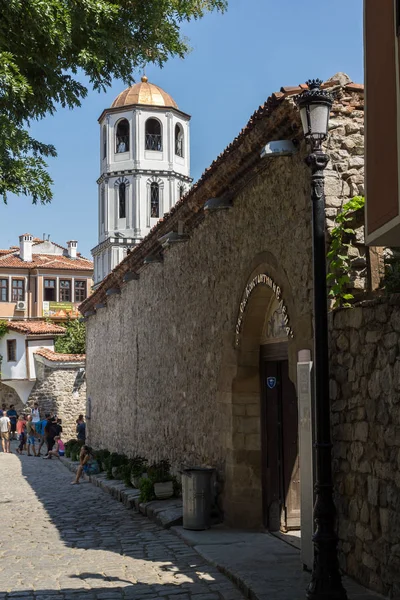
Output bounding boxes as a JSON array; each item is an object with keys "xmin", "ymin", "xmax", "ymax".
[
  {"xmin": 0, "ymin": 382, "xmax": 24, "ymax": 414},
  {"xmin": 330, "ymin": 297, "xmax": 400, "ymax": 597},
  {"xmin": 85, "ymin": 90, "xmax": 371, "ymax": 528},
  {"xmin": 27, "ymin": 358, "xmax": 86, "ymax": 440}
]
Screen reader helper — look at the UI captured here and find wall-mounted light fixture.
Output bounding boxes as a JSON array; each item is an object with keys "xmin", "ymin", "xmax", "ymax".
[
  {"xmin": 106, "ymin": 287, "xmax": 121, "ymax": 296},
  {"xmin": 204, "ymin": 197, "xmax": 233, "ymax": 212},
  {"xmin": 260, "ymin": 139, "xmax": 299, "ymax": 158},
  {"xmin": 123, "ymin": 271, "xmax": 140, "ymax": 283},
  {"xmin": 143, "ymin": 252, "xmax": 163, "ymax": 264},
  {"xmin": 158, "ymin": 231, "xmax": 190, "ymax": 248},
  {"xmin": 95, "ymin": 302, "xmax": 106, "ymax": 310}
]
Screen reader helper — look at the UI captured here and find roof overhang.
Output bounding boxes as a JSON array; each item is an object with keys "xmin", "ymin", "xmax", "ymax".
[{"xmin": 98, "ymin": 103, "xmax": 191, "ymax": 124}]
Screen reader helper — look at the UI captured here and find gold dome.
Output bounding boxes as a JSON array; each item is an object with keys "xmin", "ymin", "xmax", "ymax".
[{"xmin": 111, "ymin": 76, "xmax": 178, "ymax": 109}]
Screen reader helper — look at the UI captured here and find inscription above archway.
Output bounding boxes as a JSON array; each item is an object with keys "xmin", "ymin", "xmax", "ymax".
[{"xmin": 235, "ymin": 273, "xmax": 294, "ymax": 347}]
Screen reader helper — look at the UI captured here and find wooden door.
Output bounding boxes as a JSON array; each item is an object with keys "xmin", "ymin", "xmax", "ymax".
[
  {"xmin": 261, "ymin": 356, "xmax": 300, "ymax": 532},
  {"xmin": 280, "ymin": 360, "xmax": 300, "ymax": 530}
]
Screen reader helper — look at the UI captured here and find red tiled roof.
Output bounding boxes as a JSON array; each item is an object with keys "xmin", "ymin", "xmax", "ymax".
[
  {"xmin": 7, "ymin": 321, "xmax": 66, "ymax": 335},
  {"xmin": 34, "ymin": 347, "xmax": 85, "ymax": 362},
  {"xmin": 0, "ymin": 252, "xmax": 93, "ymax": 271},
  {"xmin": 81, "ymin": 75, "xmax": 364, "ymax": 312}
]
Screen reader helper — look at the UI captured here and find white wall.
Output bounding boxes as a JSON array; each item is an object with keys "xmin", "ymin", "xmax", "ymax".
[
  {"xmin": 0, "ymin": 332, "xmax": 27, "ymax": 380},
  {"xmin": 27, "ymin": 339, "xmax": 54, "ymax": 380}
]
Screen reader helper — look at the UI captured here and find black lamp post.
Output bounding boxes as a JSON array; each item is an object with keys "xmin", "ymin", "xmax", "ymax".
[{"xmin": 295, "ymin": 80, "xmax": 347, "ymax": 600}]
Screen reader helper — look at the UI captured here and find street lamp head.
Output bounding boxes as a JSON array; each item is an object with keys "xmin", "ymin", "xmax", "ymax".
[{"xmin": 295, "ymin": 79, "xmax": 333, "ymax": 150}]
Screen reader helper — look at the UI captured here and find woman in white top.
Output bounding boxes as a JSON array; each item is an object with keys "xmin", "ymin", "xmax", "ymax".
[{"xmin": 31, "ymin": 403, "xmax": 40, "ymax": 424}]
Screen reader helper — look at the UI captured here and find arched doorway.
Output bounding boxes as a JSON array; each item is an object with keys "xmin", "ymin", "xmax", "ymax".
[
  {"xmin": 223, "ymin": 260, "xmax": 303, "ymax": 532},
  {"xmin": 259, "ymin": 296, "xmax": 300, "ymax": 532}
]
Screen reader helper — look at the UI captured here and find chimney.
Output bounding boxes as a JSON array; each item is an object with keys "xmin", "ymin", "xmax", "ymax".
[
  {"xmin": 67, "ymin": 240, "xmax": 78, "ymax": 259},
  {"xmin": 19, "ymin": 233, "xmax": 33, "ymax": 262}
]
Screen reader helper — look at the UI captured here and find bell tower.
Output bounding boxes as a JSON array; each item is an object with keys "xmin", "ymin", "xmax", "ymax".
[{"xmin": 91, "ymin": 76, "xmax": 192, "ymax": 285}]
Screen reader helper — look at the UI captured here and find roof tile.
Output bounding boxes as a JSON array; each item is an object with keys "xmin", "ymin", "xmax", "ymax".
[
  {"xmin": 7, "ymin": 321, "xmax": 66, "ymax": 335},
  {"xmin": 34, "ymin": 347, "xmax": 85, "ymax": 362}
]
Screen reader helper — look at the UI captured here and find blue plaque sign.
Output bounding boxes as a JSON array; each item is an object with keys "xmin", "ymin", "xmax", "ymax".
[{"xmin": 267, "ymin": 377, "xmax": 277, "ymax": 389}]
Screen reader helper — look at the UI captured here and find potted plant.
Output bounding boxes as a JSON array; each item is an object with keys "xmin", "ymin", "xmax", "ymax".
[
  {"xmin": 104, "ymin": 453, "xmax": 128, "ymax": 479},
  {"xmin": 150, "ymin": 460, "xmax": 174, "ymax": 500},
  {"xmin": 138, "ymin": 477, "xmax": 155, "ymax": 503},
  {"xmin": 95, "ymin": 449, "xmax": 110, "ymax": 472},
  {"xmin": 130, "ymin": 456, "xmax": 148, "ymax": 488}
]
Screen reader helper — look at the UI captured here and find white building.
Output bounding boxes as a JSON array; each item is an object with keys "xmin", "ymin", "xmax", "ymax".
[
  {"xmin": 91, "ymin": 76, "xmax": 192, "ymax": 284},
  {"xmin": 0, "ymin": 321, "xmax": 66, "ymax": 403}
]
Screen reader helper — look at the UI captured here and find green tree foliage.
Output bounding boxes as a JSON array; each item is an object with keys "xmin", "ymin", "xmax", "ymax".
[
  {"xmin": 54, "ymin": 318, "xmax": 86, "ymax": 354},
  {"xmin": 0, "ymin": 0, "xmax": 226, "ymax": 204}
]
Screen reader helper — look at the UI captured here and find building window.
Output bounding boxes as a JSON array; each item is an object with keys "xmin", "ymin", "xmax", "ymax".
[
  {"xmin": 103, "ymin": 125, "xmax": 107, "ymax": 159},
  {"xmin": 100, "ymin": 186, "xmax": 105, "ymax": 225},
  {"xmin": 145, "ymin": 118, "xmax": 162, "ymax": 151},
  {"xmin": 75, "ymin": 280, "xmax": 87, "ymax": 303},
  {"xmin": 150, "ymin": 183, "xmax": 160, "ymax": 218},
  {"xmin": 0, "ymin": 279, "xmax": 8, "ymax": 302},
  {"xmin": 175, "ymin": 123, "xmax": 184, "ymax": 157},
  {"xmin": 59, "ymin": 280, "xmax": 71, "ymax": 302},
  {"xmin": 11, "ymin": 279, "xmax": 24, "ymax": 303},
  {"xmin": 7, "ymin": 339, "xmax": 16, "ymax": 362},
  {"xmin": 179, "ymin": 184, "xmax": 185, "ymax": 199},
  {"xmin": 116, "ymin": 119, "xmax": 129, "ymax": 153},
  {"xmin": 119, "ymin": 182, "xmax": 126, "ymax": 219},
  {"xmin": 44, "ymin": 279, "xmax": 56, "ymax": 302}
]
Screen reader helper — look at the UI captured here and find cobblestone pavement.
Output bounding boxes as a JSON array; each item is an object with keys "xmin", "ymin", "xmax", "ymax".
[{"xmin": 0, "ymin": 447, "xmax": 245, "ymax": 600}]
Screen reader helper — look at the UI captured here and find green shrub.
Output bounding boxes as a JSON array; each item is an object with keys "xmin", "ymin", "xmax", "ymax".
[
  {"xmin": 147, "ymin": 459, "xmax": 171, "ymax": 482},
  {"xmin": 65, "ymin": 439, "xmax": 84, "ymax": 461},
  {"xmin": 95, "ymin": 449, "xmax": 110, "ymax": 471},
  {"xmin": 139, "ymin": 477, "xmax": 155, "ymax": 503},
  {"xmin": 104, "ymin": 452, "xmax": 129, "ymax": 479}
]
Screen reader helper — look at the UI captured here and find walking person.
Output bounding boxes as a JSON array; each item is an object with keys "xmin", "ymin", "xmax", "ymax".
[
  {"xmin": 71, "ymin": 445, "xmax": 99, "ymax": 484},
  {"xmin": 16, "ymin": 414, "xmax": 27, "ymax": 455},
  {"xmin": 76, "ymin": 414, "xmax": 86, "ymax": 443},
  {"xmin": 0, "ymin": 410, "xmax": 11, "ymax": 453},
  {"xmin": 36, "ymin": 413, "xmax": 50, "ymax": 457},
  {"xmin": 26, "ymin": 415, "xmax": 37, "ymax": 457},
  {"xmin": 31, "ymin": 402, "xmax": 40, "ymax": 425},
  {"xmin": 44, "ymin": 415, "xmax": 58, "ymax": 454},
  {"xmin": 6, "ymin": 404, "xmax": 18, "ymax": 440}
]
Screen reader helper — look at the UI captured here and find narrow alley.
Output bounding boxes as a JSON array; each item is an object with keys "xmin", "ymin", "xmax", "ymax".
[{"xmin": 0, "ymin": 449, "xmax": 245, "ymax": 600}]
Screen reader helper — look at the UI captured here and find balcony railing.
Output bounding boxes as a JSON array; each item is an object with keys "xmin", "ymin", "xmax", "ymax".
[{"xmin": 145, "ymin": 133, "xmax": 162, "ymax": 151}]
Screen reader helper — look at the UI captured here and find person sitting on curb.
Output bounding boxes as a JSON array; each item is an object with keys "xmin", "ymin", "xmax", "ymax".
[
  {"xmin": 43, "ymin": 435, "xmax": 65, "ymax": 459},
  {"xmin": 71, "ymin": 445, "xmax": 99, "ymax": 484}
]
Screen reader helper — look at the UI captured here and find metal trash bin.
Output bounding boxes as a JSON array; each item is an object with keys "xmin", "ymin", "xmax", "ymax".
[{"xmin": 182, "ymin": 467, "xmax": 214, "ymax": 530}]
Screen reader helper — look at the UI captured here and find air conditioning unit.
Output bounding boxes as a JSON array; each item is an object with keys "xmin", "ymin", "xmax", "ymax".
[{"xmin": 15, "ymin": 301, "xmax": 26, "ymax": 311}]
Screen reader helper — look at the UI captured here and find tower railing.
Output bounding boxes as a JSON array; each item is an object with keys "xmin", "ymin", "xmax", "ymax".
[{"xmin": 145, "ymin": 133, "xmax": 163, "ymax": 151}]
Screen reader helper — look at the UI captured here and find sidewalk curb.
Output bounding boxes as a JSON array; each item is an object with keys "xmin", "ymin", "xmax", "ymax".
[
  {"xmin": 60, "ymin": 457, "xmax": 250, "ymax": 599},
  {"xmin": 60, "ymin": 457, "xmax": 183, "ymax": 528},
  {"xmin": 59, "ymin": 458, "xmax": 384, "ymax": 600}
]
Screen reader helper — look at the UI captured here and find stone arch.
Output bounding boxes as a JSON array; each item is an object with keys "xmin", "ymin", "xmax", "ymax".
[{"xmin": 220, "ymin": 251, "xmax": 304, "ymax": 528}]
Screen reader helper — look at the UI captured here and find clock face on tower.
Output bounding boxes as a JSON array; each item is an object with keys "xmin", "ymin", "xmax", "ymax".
[{"xmin": 91, "ymin": 78, "xmax": 192, "ymax": 285}]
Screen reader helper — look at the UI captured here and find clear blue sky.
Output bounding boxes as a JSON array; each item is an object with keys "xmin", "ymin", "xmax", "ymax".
[{"xmin": 0, "ymin": 0, "xmax": 364, "ymax": 258}]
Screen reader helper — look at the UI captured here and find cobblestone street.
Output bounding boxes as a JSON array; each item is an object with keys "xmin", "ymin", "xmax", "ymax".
[{"xmin": 0, "ymin": 448, "xmax": 245, "ymax": 600}]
